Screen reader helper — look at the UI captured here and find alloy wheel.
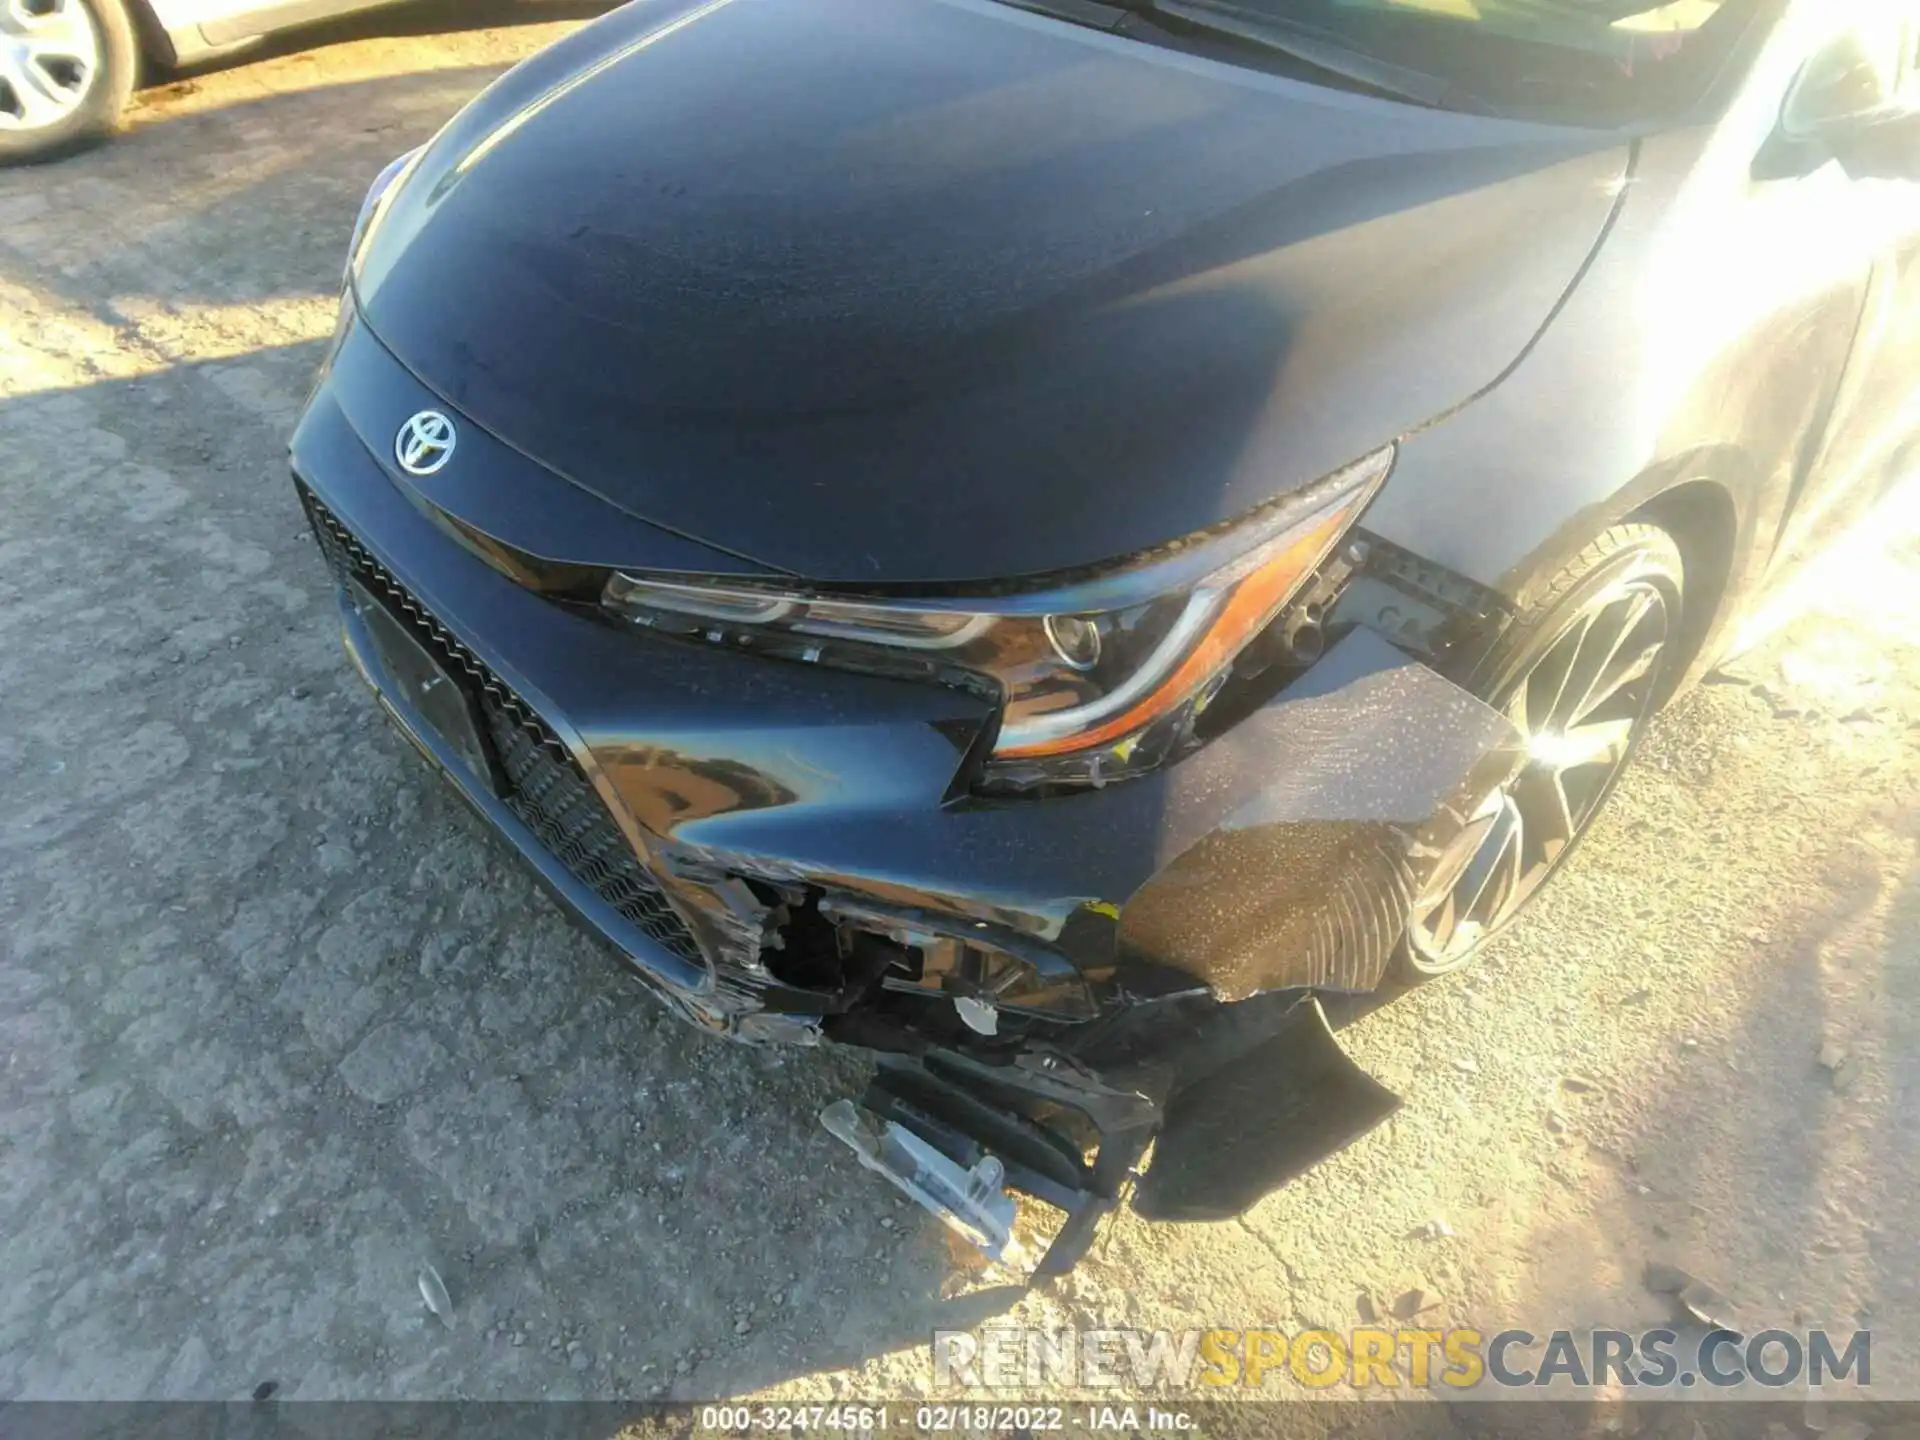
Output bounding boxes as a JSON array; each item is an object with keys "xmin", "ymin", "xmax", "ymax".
[
  {"xmin": 1407, "ymin": 573, "xmax": 1672, "ymax": 969},
  {"xmin": 0, "ymin": 0, "xmax": 101, "ymax": 133}
]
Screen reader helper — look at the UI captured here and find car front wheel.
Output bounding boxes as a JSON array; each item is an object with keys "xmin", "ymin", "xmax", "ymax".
[
  {"xmin": 1400, "ymin": 522, "xmax": 1686, "ymax": 978},
  {"xmin": 0, "ymin": 0, "xmax": 137, "ymax": 164}
]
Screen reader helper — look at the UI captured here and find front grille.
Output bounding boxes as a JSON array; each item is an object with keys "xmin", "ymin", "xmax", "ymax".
[{"xmin": 301, "ymin": 487, "xmax": 704, "ymax": 965}]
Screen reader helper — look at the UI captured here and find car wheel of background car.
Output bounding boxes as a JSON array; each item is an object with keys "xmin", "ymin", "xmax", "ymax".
[
  {"xmin": 0, "ymin": 0, "xmax": 137, "ymax": 164},
  {"xmin": 1399, "ymin": 522, "xmax": 1685, "ymax": 979}
]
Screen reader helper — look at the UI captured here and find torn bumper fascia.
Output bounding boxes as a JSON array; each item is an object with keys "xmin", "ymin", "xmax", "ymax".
[
  {"xmin": 819, "ymin": 997, "xmax": 1404, "ymax": 1275},
  {"xmin": 298, "ymin": 380, "xmax": 1526, "ymax": 1269},
  {"xmin": 628, "ymin": 626, "xmax": 1527, "ymax": 1034},
  {"xmin": 831, "ymin": 1046, "xmax": 1167, "ymax": 1278},
  {"xmin": 628, "ymin": 631, "xmax": 1524, "ymax": 1269},
  {"xmin": 295, "ymin": 376, "xmax": 1525, "ymax": 1040}
]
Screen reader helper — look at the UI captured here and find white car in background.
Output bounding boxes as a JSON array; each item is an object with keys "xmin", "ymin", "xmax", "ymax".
[{"xmin": 2, "ymin": 0, "xmax": 444, "ymax": 161}]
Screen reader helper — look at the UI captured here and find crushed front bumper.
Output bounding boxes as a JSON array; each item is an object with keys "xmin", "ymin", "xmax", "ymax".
[{"xmin": 292, "ymin": 321, "xmax": 1524, "ymax": 1263}]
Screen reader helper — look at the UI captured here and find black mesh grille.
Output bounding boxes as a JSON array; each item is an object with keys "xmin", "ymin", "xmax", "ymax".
[{"xmin": 302, "ymin": 487, "xmax": 704, "ymax": 964}]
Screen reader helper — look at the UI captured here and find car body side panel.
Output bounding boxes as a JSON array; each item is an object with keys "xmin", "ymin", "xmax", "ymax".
[
  {"xmin": 141, "ymin": 0, "xmax": 400, "ymax": 62},
  {"xmin": 1363, "ymin": 4, "xmax": 1896, "ymax": 655},
  {"xmin": 1111, "ymin": 646, "xmax": 1521, "ymax": 1000},
  {"xmin": 1767, "ymin": 10, "xmax": 1920, "ymax": 574}
]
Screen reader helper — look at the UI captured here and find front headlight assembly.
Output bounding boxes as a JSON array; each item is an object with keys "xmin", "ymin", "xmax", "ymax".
[{"xmin": 603, "ymin": 448, "xmax": 1392, "ymax": 793}]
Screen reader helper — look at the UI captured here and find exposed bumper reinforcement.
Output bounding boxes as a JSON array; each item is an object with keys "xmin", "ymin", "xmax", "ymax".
[
  {"xmin": 824, "ymin": 999, "xmax": 1399, "ymax": 1273},
  {"xmin": 824, "ymin": 1049, "xmax": 1164, "ymax": 1278}
]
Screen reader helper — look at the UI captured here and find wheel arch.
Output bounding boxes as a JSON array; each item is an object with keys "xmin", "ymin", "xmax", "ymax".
[
  {"xmin": 1496, "ymin": 442, "xmax": 1771, "ymax": 699},
  {"xmin": 120, "ymin": 0, "xmax": 182, "ymax": 70},
  {"xmin": 1631, "ymin": 474, "xmax": 1743, "ymax": 699}
]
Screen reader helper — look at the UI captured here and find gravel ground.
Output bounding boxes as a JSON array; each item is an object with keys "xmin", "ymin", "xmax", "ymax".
[{"xmin": 2, "ymin": 7, "xmax": 1917, "ymax": 1409}]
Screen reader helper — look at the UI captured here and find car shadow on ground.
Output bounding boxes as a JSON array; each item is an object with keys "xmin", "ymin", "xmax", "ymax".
[
  {"xmin": 1467, "ymin": 520, "xmax": 1920, "ymax": 1398},
  {"xmin": 1496, "ymin": 841, "xmax": 1920, "ymax": 1394}
]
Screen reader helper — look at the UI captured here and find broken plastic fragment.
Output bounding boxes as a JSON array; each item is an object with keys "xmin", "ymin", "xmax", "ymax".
[
  {"xmin": 1677, "ymin": 1278, "xmax": 1731, "ymax": 1330},
  {"xmin": 954, "ymin": 995, "xmax": 998, "ymax": 1036},
  {"xmin": 418, "ymin": 1264, "xmax": 453, "ymax": 1325},
  {"xmin": 819, "ymin": 1100, "xmax": 1017, "ymax": 1262}
]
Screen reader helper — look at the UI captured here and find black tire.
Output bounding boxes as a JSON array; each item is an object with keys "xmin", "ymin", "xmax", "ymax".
[
  {"xmin": 1397, "ymin": 522, "xmax": 1686, "ymax": 979},
  {"xmin": 0, "ymin": 0, "xmax": 139, "ymax": 166}
]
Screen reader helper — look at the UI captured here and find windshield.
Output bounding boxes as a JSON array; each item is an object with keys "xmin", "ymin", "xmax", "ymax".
[{"xmin": 1147, "ymin": 0, "xmax": 1774, "ymax": 121}]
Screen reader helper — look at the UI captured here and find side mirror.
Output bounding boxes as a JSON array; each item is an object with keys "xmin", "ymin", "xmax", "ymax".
[
  {"xmin": 1780, "ymin": 30, "xmax": 1897, "ymax": 145},
  {"xmin": 1756, "ymin": 29, "xmax": 1920, "ymax": 182}
]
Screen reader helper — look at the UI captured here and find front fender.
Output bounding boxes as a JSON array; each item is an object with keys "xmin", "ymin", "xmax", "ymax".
[{"xmin": 1363, "ymin": 122, "xmax": 1866, "ymax": 628}]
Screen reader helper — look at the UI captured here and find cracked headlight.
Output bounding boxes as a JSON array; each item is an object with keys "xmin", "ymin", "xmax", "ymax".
[{"xmin": 603, "ymin": 448, "xmax": 1392, "ymax": 791}]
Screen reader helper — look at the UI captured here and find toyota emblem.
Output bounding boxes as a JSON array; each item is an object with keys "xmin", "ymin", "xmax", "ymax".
[{"xmin": 395, "ymin": 410, "xmax": 457, "ymax": 477}]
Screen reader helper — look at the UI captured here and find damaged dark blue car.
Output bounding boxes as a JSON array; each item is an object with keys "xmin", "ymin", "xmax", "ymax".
[{"xmin": 292, "ymin": 0, "xmax": 1920, "ymax": 1271}]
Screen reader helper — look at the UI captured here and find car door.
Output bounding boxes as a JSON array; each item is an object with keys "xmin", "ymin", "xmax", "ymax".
[
  {"xmin": 145, "ymin": 0, "xmax": 403, "ymax": 51},
  {"xmin": 1771, "ymin": 3, "xmax": 1920, "ymax": 568}
]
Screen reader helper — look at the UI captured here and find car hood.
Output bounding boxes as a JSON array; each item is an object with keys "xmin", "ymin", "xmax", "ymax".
[{"xmin": 354, "ymin": 0, "xmax": 1629, "ymax": 585}]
